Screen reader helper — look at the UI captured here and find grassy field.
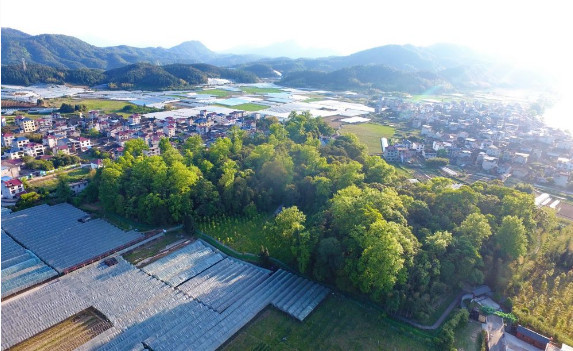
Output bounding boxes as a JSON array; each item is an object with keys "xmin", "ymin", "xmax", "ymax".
[
  {"xmin": 453, "ymin": 320, "xmax": 482, "ymax": 351},
  {"xmin": 198, "ymin": 215, "xmax": 294, "ymax": 265},
  {"xmin": 9, "ymin": 307, "xmax": 112, "ymax": 351},
  {"xmin": 27, "ymin": 167, "xmax": 90, "ymax": 192},
  {"xmin": 240, "ymin": 87, "xmax": 283, "ymax": 94},
  {"xmin": 231, "ymin": 103, "xmax": 270, "ymax": 111},
  {"xmin": 340, "ymin": 123, "xmax": 395, "ymax": 154},
  {"xmin": 66, "ymin": 167, "xmax": 91, "ymax": 181},
  {"xmin": 197, "ymin": 89, "xmax": 234, "ymax": 97},
  {"xmin": 45, "ymin": 98, "xmax": 134, "ymax": 114},
  {"xmin": 222, "ymin": 293, "xmax": 434, "ymax": 351}
]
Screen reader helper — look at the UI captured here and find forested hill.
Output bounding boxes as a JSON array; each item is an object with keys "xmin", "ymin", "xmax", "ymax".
[
  {"xmin": 1, "ymin": 28, "xmax": 260, "ymax": 69},
  {"xmin": 3, "ymin": 28, "xmax": 553, "ymax": 92},
  {"xmin": 276, "ymin": 62, "xmax": 552, "ymax": 92},
  {"xmin": 1, "ymin": 62, "xmax": 259, "ymax": 89},
  {"xmin": 75, "ymin": 113, "xmax": 572, "ymax": 347},
  {"xmin": 278, "ymin": 65, "xmax": 453, "ymax": 94}
]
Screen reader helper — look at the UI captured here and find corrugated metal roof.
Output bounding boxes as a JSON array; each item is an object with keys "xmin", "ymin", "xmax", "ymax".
[{"xmin": 517, "ymin": 325, "xmax": 550, "ymax": 344}]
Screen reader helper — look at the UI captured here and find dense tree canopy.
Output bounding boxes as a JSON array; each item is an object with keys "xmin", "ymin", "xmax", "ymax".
[{"xmin": 89, "ymin": 112, "xmax": 564, "ymax": 332}]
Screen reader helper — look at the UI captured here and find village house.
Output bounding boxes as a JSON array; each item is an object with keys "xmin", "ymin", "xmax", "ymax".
[
  {"xmin": 128, "ymin": 114, "xmax": 141, "ymax": 125},
  {"xmin": 554, "ymin": 172, "xmax": 569, "ymax": 188},
  {"xmin": 486, "ymin": 145, "xmax": 501, "ymax": 157},
  {"xmin": 556, "ymin": 158, "xmax": 573, "ymax": 171},
  {"xmin": 482, "ymin": 156, "xmax": 498, "ymax": 171},
  {"xmin": 16, "ymin": 116, "xmax": 37, "ymax": 133},
  {"xmin": 2, "ymin": 133, "xmax": 15, "ymax": 147},
  {"xmin": 43, "ymin": 135, "xmax": 59, "ymax": 148},
  {"xmin": 54, "ymin": 144, "xmax": 71, "ymax": 155},
  {"xmin": 23, "ymin": 142, "xmax": 45, "ymax": 157},
  {"xmin": 90, "ymin": 159, "xmax": 104, "ymax": 169},
  {"xmin": 5, "ymin": 148, "xmax": 25, "ymax": 160},
  {"xmin": 35, "ymin": 118, "xmax": 52, "ymax": 130},
  {"xmin": 163, "ymin": 123, "xmax": 176, "ymax": 137},
  {"xmin": 78, "ymin": 137, "xmax": 92, "ymax": 151},
  {"xmin": 1, "ymin": 178, "xmax": 25, "ymax": 199},
  {"xmin": 12, "ymin": 136, "xmax": 30, "ymax": 150},
  {"xmin": 514, "ymin": 152, "xmax": 530, "ymax": 164},
  {"xmin": 422, "ymin": 149, "xmax": 437, "ymax": 160},
  {"xmin": 68, "ymin": 180, "xmax": 88, "ymax": 195},
  {"xmin": 143, "ymin": 146, "xmax": 161, "ymax": 157},
  {"xmin": 516, "ymin": 326, "xmax": 551, "ymax": 350},
  {"xmin": 1, "ymin": 161, "xmax": 21, "ymax": 179}
]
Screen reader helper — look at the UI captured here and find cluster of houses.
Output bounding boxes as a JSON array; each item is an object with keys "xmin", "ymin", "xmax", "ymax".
[
  {"xmin": 1, "ymin": 108, "xmax": 260, "ymax": 200},
  {"xmin": 468, "ymin": 286, "xmax": 572, "ymax": 351},
  {"xmin": 379, "ymin": 96, "xmax": 573, "ymax": 188},
  {"xmin": 2, "ymin": 114, "xmax": 93, "ymax": 160}
]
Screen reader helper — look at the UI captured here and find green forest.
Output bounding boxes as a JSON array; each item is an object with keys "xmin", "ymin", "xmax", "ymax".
[
  {"xmin": 0, "ymin": 62, "xmax": 259, "ymax": 89},
  {"xmin": 79, "ymin": 112, "xmax": 572, "ymax": 346}
]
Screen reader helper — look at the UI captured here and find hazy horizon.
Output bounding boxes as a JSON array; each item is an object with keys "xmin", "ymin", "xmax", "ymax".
[{"xmin": 2, "ymin": 0, "xmax": 571, "ymax": 74}]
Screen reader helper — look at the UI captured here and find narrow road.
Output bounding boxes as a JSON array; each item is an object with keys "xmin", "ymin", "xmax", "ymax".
[{"xmin": 393, "ymin": 291, "xmax": 465, "ymax": 330}]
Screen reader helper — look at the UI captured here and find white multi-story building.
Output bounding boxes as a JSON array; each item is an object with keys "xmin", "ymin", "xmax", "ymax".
[{"xmin": 1, "ymin": 179, "xmax": 25, "ymax": 199}]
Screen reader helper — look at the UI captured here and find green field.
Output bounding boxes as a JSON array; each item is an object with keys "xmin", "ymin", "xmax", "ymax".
[
  {"xmin": 340, "ymin": 123, "xmax": 395, "ymax": 154},
  {"xmin": 453, "ymin": 320, "xmax": 482, "ymax": 351},
  {"xmin": 198, "ymin": 215, "xmax": 294, "ymax": 264},
  {"xmin": 27, "ymin": 167, "xmax": 90, "ymax": 192},
  {"xmin": 197, "ymin": 89, "xmax": 234, "ymax": 97},
  {"xmin": 240, "ymin": 87, "xmax": 283, "ymax": 94},
  {"xmin": 222, "ymin": 293, "xmax": 434, "ymax": 351},
  {"xmin": 46, "ymin": 98, "xmax": 134, "ymax": 114},
  {"xmin": 303, "ymin": 97, "xmax": 325, "ymax": 103},
  {"xmin": 231, "ymin": 103, "xmax": 269, "ymax": 111}
]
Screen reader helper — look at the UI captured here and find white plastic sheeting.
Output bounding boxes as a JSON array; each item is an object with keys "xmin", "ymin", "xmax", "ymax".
[{"xmin": 1, "ymin": 204, "xmax": 142, "ymax": 272}]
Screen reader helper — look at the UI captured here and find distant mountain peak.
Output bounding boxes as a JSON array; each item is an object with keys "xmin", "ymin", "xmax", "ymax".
[
  {"xmin": 1, "ymin": 27, "xmax": 31, "ymax": 39},
  {"xmin": 1, "ymin": 28, "xmax": 252, "ymax": 70}
]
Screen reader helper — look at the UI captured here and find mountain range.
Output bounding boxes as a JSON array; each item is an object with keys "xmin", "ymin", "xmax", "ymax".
[
  {"xmin": 1, "ymin": 28, "xmax": 553, "ymax": 93},
  {"xmin": 1, "ymin": 28, "xmax": 260, "ymax": 70}
]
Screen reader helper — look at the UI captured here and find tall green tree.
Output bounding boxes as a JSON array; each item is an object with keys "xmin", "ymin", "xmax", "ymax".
[
  {"xmin": 496, "ymin": 215, "xmax": 528, "ymax": 260},
  {"xmin": 124, "ymin": 138, "xmax": 148, "ymax": 157},
  {"xmin": 456, "ymin": 212, "xmax": 492, "ymax": 247}
]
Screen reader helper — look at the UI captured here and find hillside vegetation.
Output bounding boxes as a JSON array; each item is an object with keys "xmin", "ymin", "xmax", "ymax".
[
  {"xmin": 62, "ymin": 112, "xmax": 572, "ymax": 348},
  {"xmin": 1, "ymin": 62, "xmax": 259, "ymax": 89},
  {"xmin": 1, "ymin": 27, "xmax": 257, "ymax": 69},
  {"xmin": 3, "ymin": 28, "xmax": 553, "ymax": 93}
]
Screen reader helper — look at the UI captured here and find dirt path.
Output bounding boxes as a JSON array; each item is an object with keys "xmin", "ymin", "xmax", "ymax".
[{"xmin": 393, "ymin": 291, "xmax": 465, "ymax": 330}]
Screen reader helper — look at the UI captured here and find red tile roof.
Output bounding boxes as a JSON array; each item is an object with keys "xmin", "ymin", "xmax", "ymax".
[{"xmin": 4, "ymin": 179, "xmax": 23, "ymax": 187}]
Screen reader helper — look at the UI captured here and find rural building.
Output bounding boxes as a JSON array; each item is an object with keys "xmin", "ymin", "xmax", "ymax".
[
  {"xmin": 482, "ymin": 156, "xmax": 498, "ymax": 171},
  {"xmin": 514, "ymin": 152, "xmax": 530, "ymax": 164},
  {"xmin": 2, "ymin": 133, "xmax": 15, "ymax": 147},
  {"xmin": 1, "ymin": 162, "xmax": 21, "ymax": 179},
  {"xmin": 5, "ymin": 148, "xmax": 25, "ymax": 160},
  {"xmin": 19, "ymin": 117, "xmax": 37, "ymax": 133},
  {"xmin": 516, "ymin": 325, "xmax": 550, "ymax": 350},
  {"xmin": 12, "ymin": 136, "xmax": 30, "ymax": 149},
  {"xmin": 69, "ymin": 180, "xmax": 88, "ymax": 195},
  {"xmin": 1, "ymin": 178, "xmax": 25, "ymax": 199}
]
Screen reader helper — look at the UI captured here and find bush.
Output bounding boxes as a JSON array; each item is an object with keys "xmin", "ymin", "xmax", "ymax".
[
  {"xmin": 480, "ymin": 330, "xmax": 487, "ymax": 351},
  {"xmin": 426, "ymin": 157, "xmax": 449, "ymax": 168},
  {"xmin": 434, "ymin": 309, "xmax": 469, "ymax": 350}
]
